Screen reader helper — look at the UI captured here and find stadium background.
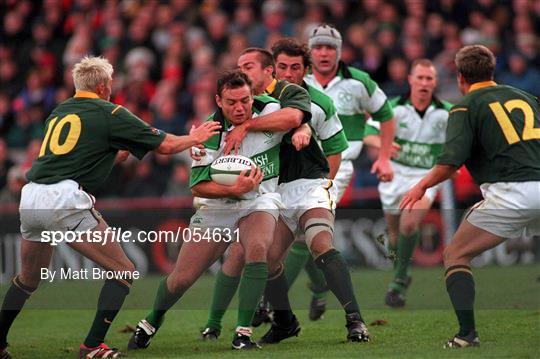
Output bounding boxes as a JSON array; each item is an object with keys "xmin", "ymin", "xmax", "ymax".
[{"xmin": 1, "ymin": 0, "xmax": 539, "ymax": 282}]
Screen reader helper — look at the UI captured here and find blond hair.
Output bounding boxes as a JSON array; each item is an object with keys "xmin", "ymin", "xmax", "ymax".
[{"xmin": 72, "ymin": 56, "xmax": 114, "ymax": 91}]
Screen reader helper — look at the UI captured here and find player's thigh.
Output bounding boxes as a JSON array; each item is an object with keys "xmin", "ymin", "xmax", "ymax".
[
  {"xmin": 19, "ymin": 240, "xmax": 54, "ymax": 287},
  {"xmin": 334, "ymin": 160, "xmax": 354, "ymax": 202},
  {"xmin": 238, "ymin": 211, "xmax": 276, "ymax": 259},
  {"xmin": 68, "ymin": 218, "xmax": 135, "ymax": 273},
  {"xmin": 299, "ymin": 207, "xmax": 334, "ymax": 257},
  {"xmin": 444, "ymin": 219, "xmax": 505, "ymax": 267},
  {"xmin": 469, "ymin": 182, "xmax": 540, "ymax": 239},
  {"xmin": 222, "ymin": 242, "xmax": 246, "ymax": 277}
]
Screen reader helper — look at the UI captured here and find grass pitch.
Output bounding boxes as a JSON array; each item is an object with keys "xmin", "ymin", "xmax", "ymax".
[{"xmin": 1, "ymin": 265, "xmax": 538, "ymax": 358}]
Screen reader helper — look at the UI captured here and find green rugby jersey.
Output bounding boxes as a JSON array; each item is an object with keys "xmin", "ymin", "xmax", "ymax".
[
  {"xmin": 365, "ymin": 95, "xmax": 452, "ymax": 172},
  {"xmin": 305, "ymin": 61, "xmax": 394, "ymax": 160},
  {"xmin": 27, "ymin": 91, "xmax": 165, "ymax": 193},
  {"xmin": 437, "ymin": 81, "xmax": 540, "ymax": 184},
  {"xmin": 189, "ymin": 95, "xmax": 283, "ymax": 201},
  {"xmin": 306, "ymin": 83, "xmax": 348, "ymax": 157},
  {"xmin": 264, "ymin": 79, "xmax": 332, "ymax": 183}
]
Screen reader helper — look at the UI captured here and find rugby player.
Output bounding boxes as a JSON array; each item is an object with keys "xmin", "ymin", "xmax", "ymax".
[
  {"xmin": 369, "ymin": 59, "xmax": 453, "ymax": 308},
  {"xmin": 0, "ymin": 56, "xmax": 220, "ymax": 359},
  {"xmin": 200, "ymin": 39, "xmax": 349, "ymax": 337},
  {"xmin": 297, "ymin": 24, "xmax": 395, "ymax": 309},
  {"xmin": 401, "ymin": 45, "xmax": 540, "ymax": 348},
  {"xmin": 127, "ymin": 70, "xmax": 308, "ymax": 350},
  {"xmin": 202, "ymin": 45, "xmax": 377, "ymax": 344}
]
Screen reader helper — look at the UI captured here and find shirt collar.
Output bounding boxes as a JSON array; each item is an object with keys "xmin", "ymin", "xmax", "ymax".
[
  {"xmin": 74, "ymin": 90, "xmax": 100, "ymax": 99},
  {"xmin": 264, "ymin": 79, "xmax": 278, "ymax": 95},
  {"xmin": 469, "ymin": 81, "xmax": 497, "ymax": 93}
]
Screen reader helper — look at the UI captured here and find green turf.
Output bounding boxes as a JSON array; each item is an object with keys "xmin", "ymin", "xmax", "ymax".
[{"xmin": 1, "ymin": 265, "xmax": 539, "ymax": 358}]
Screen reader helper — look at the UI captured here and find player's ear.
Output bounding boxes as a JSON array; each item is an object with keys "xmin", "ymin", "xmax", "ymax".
[
  {"xmin": 96, "ymin": 81, "xmax": 108, "ymax": 97},
  {"xmin": 264, "ymin": 65, "xmax": 274, "ymax": 77},
  {"xmin": 215, "ymin": 94, "xmax": 223, "ymax": 108}
]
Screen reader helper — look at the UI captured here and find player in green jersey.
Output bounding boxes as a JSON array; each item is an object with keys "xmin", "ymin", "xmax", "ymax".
[
  {"xmin": 272, "ymin": 38, "xmax": 348, "ymax": 322},
  {"xmin": 0, "ymin": 56, "xmax": 219, "ymax": 359},
  {"xmin": 197, "ymin": 48, "xmax": 313, "ymax": 342},
  {"xmin": 401, "ymin": 45, "xmax": 540, "ymax": 348},
  {"xmin": 127, "ymin": 70, "xmax": 293, "ymax": 351},
  {"xmin": 200, "ymin": 40, "xmax": 348, "ymax": 336},
  {"xmin": 201, "ymin": 45, "xmax": 370, "ymax": 345},
  {"xmin": 375, "ymin": 59, "xmax": 453, "ymax": 308}
]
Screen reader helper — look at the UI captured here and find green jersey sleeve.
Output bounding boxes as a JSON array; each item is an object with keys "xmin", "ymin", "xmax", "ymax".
[
  {"xmin": 437, "ymin": 107, "xmax": 473, "ymax": 167},
  {"xmin": 189, "ymin": 115, "xmax": 221, "ymax": 188},
  {"xmin": 108, "ymin": 106, "xmax": 166, "ymax": 159},
  {"xmin": 278, "ymin": 82, "xmax": 312, "ymax": 124}
]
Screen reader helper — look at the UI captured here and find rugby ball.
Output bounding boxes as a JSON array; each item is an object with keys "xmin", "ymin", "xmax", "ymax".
[{"xmin": 210, "ymin": 155, "xmax": 254, "ymax": 186}]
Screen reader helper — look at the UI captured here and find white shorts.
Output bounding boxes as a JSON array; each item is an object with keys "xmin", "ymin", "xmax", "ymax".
[
  {"xmin": 20, "ymin": 180, "xmax": 99, "ymax": 242},
  {"xmin": 466, "ymin": 181, "xmax": 540, "ymax": 239},
  {"xmin": 279, "ymin": 178, "xmax": 337, "ymax": 235},
  {"xmin": 333, "ymin": 160, "xmax": 354, "ymax": 202},
  {"xmin": 190, "ymin": 192, "xmax": 282, "ymax": 230},
  {"xmin": 378, "ymin": 173, "xmax": 439, "ymax": 215}
]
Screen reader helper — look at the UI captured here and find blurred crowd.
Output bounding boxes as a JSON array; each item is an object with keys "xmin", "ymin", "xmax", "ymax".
[{"xmin": 0, "ymin": 0, "xmax": 539, "ymax": 202}]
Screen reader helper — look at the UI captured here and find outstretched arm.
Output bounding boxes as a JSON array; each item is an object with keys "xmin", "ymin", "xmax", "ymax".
[
  {"xmin": 156, "ymin": 121, "xmax": 221, "ymax": 155},
  {"xmin": 400, "ymin": 164, "xmax": 458, "ymax": 211}
]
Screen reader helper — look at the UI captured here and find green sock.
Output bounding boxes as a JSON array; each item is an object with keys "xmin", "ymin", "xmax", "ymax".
[
  {"xmin": 236, "ymin": 262, "xmax": 268, "ymax": 329},
  {"xmin": 146, "ymin": 277, "xmax": 184, "ymax": 329},
  {"xmin": 84, "ymin": 279, "xmax": 131, "ymax": 348},
  {"xmin": 315, "ymin": 249, "xmax": 361, "ymax": 316},
  {"xmin": 284, "ymin": 242, "xmax": 310, "ymax": 287},
  {"xmin": 390, "ymin": 232, "xmax": 419, "ymax": 293},
  {"xmin": 445, "ymin": 265, "xmax": 476, "ymax": 337},
  {"xmin": 387, "ymin": 240, "xmax": 398, "ymax": 270},
  {"xmin": 204, "ymin": 270, "xmax": 240, "ymax": 331},
  {"xmin": 304, "ymin": 256, "xmax": 328, "ymax": 300}
]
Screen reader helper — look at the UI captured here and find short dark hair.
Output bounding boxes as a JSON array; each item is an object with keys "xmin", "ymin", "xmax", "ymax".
[
  {"xmin": 455, "ymin": 45, "xmax": 496, "ymax": 84},
  {"xmin": 271, "ymin": 38, "xmax": 311, "ymax": 68},
  {"xmin": 411, "ymin": 58, "xmax": 435, "ymax": 71},
  {"xmin": 217, "ymin": 70, "xmax": 252, "ymax": 96},
  {"xmin": 240, "ymin": 47, "xmax": 275, "ymax": 74}
]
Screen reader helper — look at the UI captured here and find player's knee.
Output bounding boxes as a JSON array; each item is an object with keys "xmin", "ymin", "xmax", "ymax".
[
  {"xmin": 304, "ymin": 217, "xmax": 334, "ymax": 253},
  {"xmin": 309, "ymin": 239, "xmax": 333, "ymax": 258},
  {"xmin": 118, "ymin": 259, "xmax": 136, "ymax": 274},
  {"xmin": 399, "ymin": 221, "xmax": 420, "ymax": 236}
]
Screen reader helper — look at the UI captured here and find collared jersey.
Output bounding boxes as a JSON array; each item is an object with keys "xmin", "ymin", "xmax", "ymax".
[
  {"xmin": 189, "ymin": 95, "xmax": 282, "ymax": 201},
  {"xmin": 366, "ymin": 95, "xmax": 452, "ymax": 176},
  {"xmin": 26, "ymin": 91, "xmax": 166, "ymax": 194},
  {"xmin": 437, "ymin": 81, "xmax": 540, "ymax": 184},
  {"xmin": 263, "ymin": 79, "xmax": 330, "ymax": 183},
  {"xmin": 305, "ymin": 62, "xmax": 394, "ymax": 160},
  {"xmin": 306, "ymin": 83, "xmax": 349, "ymax": 157}
]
